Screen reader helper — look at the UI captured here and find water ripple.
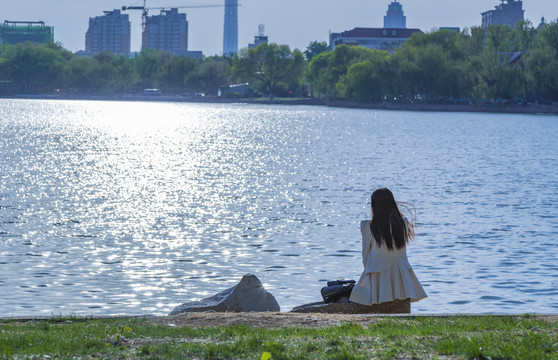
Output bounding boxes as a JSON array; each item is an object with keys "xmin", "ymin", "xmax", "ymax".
[{"xmin": 0, "ymin": 100, "xmax": 557, "ymax": 315}]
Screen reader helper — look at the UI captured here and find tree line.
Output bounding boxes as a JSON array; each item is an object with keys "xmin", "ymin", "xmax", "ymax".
[
  {"xmin": 308, "ymin": 20, "xmax": 558, "ymax": 104},
  {"xmin": 0, "ymin": 20, "xmax": 557, "ymax": 103}
]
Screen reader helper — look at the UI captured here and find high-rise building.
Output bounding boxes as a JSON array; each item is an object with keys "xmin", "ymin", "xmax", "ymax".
[
  {"xmin": 85, "ymin": 10, "xmax": 130, "ymax": 55},
  {"xmin": 384, "ymin": 1, "xmax": 406, "ymax": 29},
  {"xmin": 143, "ymin": 8, "xmax": 188, "ymax": 55},
  {"xmin": 1, "ymin": 21, "xmax": 54, "ymax": 45},
  {"xmin": 223, "ymin": 0, "xmax": 238, "ymax": 55},
  {"xmin": 481, "ymin": 0, "xmax": 524, "ymax": 28}
]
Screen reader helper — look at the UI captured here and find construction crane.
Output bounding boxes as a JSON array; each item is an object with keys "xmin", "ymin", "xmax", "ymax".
[
  {"xmin": 122, "ymin": 1, "xmax": 237, "ymax": 32},
  {"xmin": 122, "ymin": 0, "xmax": 148, "ymax": 32}
]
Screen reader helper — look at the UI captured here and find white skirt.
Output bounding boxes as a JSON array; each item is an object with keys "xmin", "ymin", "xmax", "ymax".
[{"xmin": 349, "ymin": 265, "xmax": 427, "ymax": 305}]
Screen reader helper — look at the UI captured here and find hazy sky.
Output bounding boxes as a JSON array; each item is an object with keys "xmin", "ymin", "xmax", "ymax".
[{"xmin": 2, "ymin": 0, "xmax": 556, "ymax": 55}]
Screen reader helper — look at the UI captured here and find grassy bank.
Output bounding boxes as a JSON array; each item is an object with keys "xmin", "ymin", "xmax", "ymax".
[{"xmin": 0, "ymin": 314, "xmax": 556, "ymax": 359}]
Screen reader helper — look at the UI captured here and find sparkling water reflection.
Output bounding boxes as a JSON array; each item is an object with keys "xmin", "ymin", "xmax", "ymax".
[{"xmin": 0, "ymin": 99, "xmax": 557, "ymax": 316}]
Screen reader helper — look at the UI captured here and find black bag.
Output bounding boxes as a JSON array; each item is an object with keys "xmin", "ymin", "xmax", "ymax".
[
  {"xmin": 321, "ymin": 279, "xmax": 356, "ymax": 303},
  {"xmin": 326, "ymin": 279, "xmax": 355, "ymax": 287}
]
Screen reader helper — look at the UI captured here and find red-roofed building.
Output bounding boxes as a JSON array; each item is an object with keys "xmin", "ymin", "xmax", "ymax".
[
  {"xmin": 328, "ymin": 1, "xmax": 421, "ymax": 53},
  {"xmin": 329, "ymin": 27, "xmax": 422, "ymax": 53}
]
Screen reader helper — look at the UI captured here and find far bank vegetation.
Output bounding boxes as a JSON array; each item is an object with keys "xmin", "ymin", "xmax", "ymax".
[{"xmin": 0, "ymin": 20, "xmax": 557, "ymax": 104}]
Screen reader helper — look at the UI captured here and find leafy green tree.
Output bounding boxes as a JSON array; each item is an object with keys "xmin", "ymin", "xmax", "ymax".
[
  {"xmin": 155, "ymin": 54, "xmax": 197, "ymax": 93},
  {"xmin": 485, "ymin": 25, "xmax": 512, "ymax": 52},
  {"xmin": 304, "ymin": 41, "xmax": 329, "ymax": 62},
  {"xmin": 133, "ymin": 49, "xmax": 164, "ymax": 89},
  {"xmin": 327, "ymin": 45, "xmax": 370, "ymax": 98},
  {"xmin": 469, "ymin": 50, "xmax": 524, "ymax": 100},
  {"xmin": 533, "ymin": 20, "xmax": 558, "ymax": 53},
  {"xmin": 305, "ymin": 45, "xmax": 380, "ymax": 99},
  {"xmin": 523, "ymin": 47, "xmax": 558, "ymax": 101},
  {"xmin": 188, "ymin": 58, "xmax": 231, "ymax": 96},
  {"xmin": 390, "ymin": 50, "xmax": 420, "ymax": 98},
  {"xmin": 345, "ymin": 50, "xmax": 391, "ymax": 102},
  {"xmin": 110, "ymin": 55, "xmax": 138, "ymax": 93},
  {"xmin": 65, "ymin": 56, "xmax": 105, "ymax": 93},
  {"xmin": 522, "ymin": 20, "xmax": 558, "ymax": 101},
  {"xmin": 404, "ymin": 29, "xmax": 467, "ymax": 61},
  {"xmin": 393, "ymin": 30, "xmax": 471, "ymax": 100},
  {"xmin": 467, "ymin": 26, "xmax": 486, "ymax": 56},
  {"xmin": 232, "ymin": 43, "xmax": 305, "ymax": 98},
  {"xmin": 509, "ymin": 20, "xmax": 536, "ymax": 52},
  {"xmin": 93, "ymin": 50, "xmax": 115, "ymax": 64},
  {"xmin": 92, "ymin": 51, "xmax": 119, "ymax": 93},
  {"xmin": 0, "ymin": 42, "xmax": 71, "ymax": 92},
  {"xmin": 305, "ymin": 50, "xmax": 332, "ymax": 98},
  {"xmin": 67, "ymin": 53, "xmax": 133, "ymax": 94}
]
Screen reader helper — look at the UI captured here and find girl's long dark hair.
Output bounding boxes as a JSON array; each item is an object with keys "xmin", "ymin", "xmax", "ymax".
[{"xmin": 370, "ymin": 188, "xmax": 415, "ymax": 250}]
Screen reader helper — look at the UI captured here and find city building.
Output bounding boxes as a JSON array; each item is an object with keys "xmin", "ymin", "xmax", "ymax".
[
  {"xmin": 143, "ymin": 8, "xmax": 189, "ymax": 56},
  {"xmin": 537, "ymin": 17, "xmax": 546, "ymax": 30},
  {"xmin": 249, "ymin": 24, "xmax": 268, "ymax": 49},
  {"xmin": 0, "ymin": 21, "xmax": 53, "ymax": 45},
  {"xmin": 85, "ymin": 10, "xmax": 130, "ymax": 55},
  {"xmin": 223, "ymin": 0, "xmax": 239, "ymax": 55},
  {"xmin": 330, "ymin": 28, "xmax": 422, "ymax": 53},
  {"xmin": 481, "ymin": 0, "xmax": 524, "ymax": 28},
  {"xmin": 439, "ymin": 27, "xmax": 460, "ymax": 33},
  {"xmin": 384, "ymin": 1, "xmax": 406, "ymax": 29},
  {"xmin": 329, "ymin": 1, "xmax": 421, "ymax": 53}
]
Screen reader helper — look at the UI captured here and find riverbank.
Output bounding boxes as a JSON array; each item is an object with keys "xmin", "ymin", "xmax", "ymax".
[
  {"xmin": 326, "ymin": 99, "xmax": 558, "ymax": 115},
  {"xmin": 4, "ymin": 94, "xmax": 558, "ymax": 115},
  {"xmin": 1, "ymin": 313, "xmax": 556, "ymax": 359}
]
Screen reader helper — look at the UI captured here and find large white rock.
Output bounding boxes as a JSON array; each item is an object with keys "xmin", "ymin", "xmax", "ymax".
[{"xmin": 169, "ymin": 274, "xmax": 280, "ymax": 315}]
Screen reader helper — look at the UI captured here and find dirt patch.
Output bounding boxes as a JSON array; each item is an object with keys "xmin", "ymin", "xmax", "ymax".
[
  {"xmin": 152, "ymin": 312, "xmax": 385, "ymax": 329},
  {"xmin": 151, "ymin": 313, "xmax": 558, "ymax": 329}
]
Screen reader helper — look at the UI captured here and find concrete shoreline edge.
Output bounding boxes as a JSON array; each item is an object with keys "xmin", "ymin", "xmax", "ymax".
[
  {"xmin": 2, "ymin": 313, "xmax": 557, "ymax": 321},
  {"xmin": 3, "ymin": 95, "xmax": 558, "ymax": 115}
]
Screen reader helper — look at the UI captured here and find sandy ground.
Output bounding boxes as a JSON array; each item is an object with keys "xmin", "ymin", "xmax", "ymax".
[
  {"xmin": 152, "ymin": 312, "xmax": 384, "ymax": 329},
  {"xmin": 151, "ymin": 312, "xmax": 558, "ymax": 329}
]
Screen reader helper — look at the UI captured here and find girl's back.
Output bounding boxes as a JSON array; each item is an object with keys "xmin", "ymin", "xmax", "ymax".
[
  {"xmin": 349, "ymin": 188, "xmax": 427, "ymax": 306},
  {"xmin": 360, "ymin": 219, "xmax": 412, "ymax": 274}
]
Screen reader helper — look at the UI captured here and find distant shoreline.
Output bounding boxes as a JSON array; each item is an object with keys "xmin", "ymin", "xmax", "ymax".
[{"xmin": 4, "ymin": 94, "xmax": 558, "ymax": 115}]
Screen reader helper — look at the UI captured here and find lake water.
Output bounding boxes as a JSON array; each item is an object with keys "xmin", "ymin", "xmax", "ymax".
[{"xmin": 1, "ymin": 99, "xmax": 557, "ymax": 316}]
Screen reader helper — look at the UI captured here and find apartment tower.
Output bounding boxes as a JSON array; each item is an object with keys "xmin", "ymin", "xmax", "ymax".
[
  {"xmin": 481, "ymin": 0, "xmax": 524, "ymax": 28},
  {"xmin": 85, "ymin": 10, "xmax": 131, "ymax": 55},
  {"xmin": 143, "ymin": 8, "xmax": 188, "ymax": 55}
]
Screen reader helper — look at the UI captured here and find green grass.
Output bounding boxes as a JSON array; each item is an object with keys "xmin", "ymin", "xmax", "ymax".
[{"xmin": 0, "ymin": 315, "xmax": 556, "ymax": 359}]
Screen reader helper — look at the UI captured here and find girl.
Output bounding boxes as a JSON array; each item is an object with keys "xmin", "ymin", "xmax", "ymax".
[{"xmin": 349, "ymin": 188, "xmax": 427, "ymax": 305}]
